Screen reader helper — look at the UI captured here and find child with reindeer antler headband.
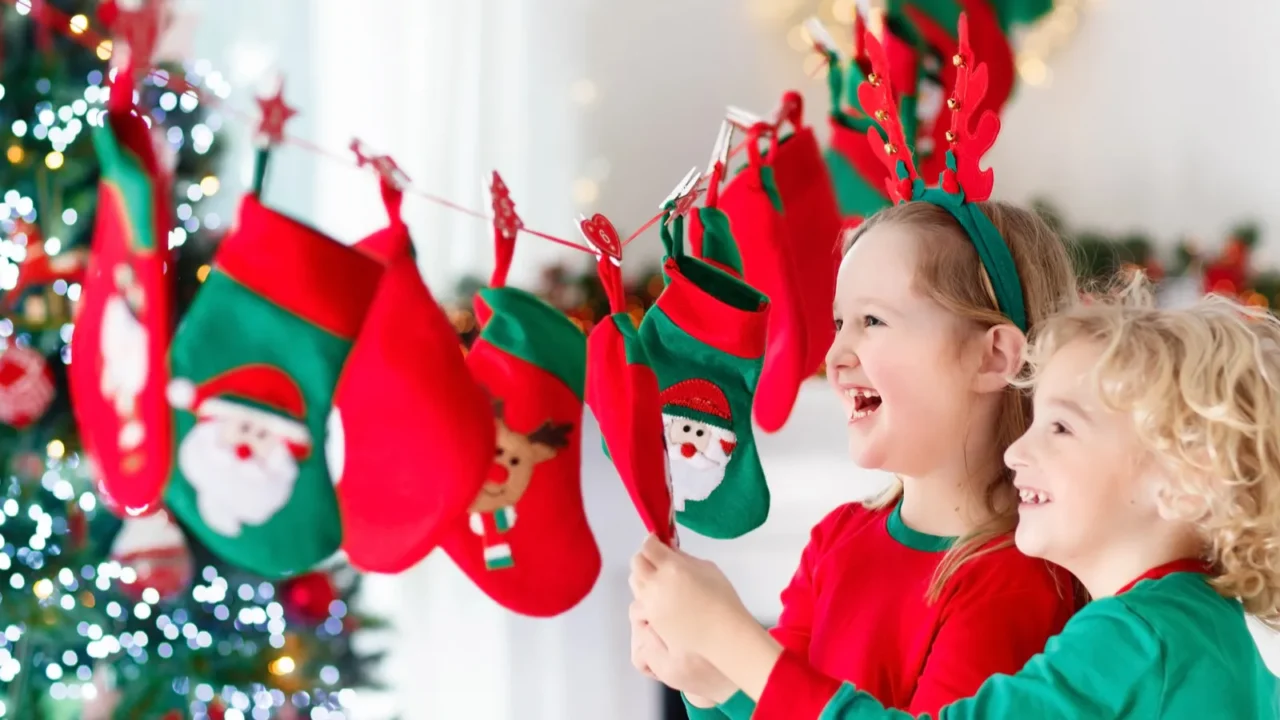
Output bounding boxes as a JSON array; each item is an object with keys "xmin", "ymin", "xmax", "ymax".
[{"xmin": 627, "ymin": 14, "xmax": 1083, "ymax": 720}]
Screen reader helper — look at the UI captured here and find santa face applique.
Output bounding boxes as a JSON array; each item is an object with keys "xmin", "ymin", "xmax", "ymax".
[
  {"xmin": 468, "ymin": 399, "xmax": 573, "ymax": 570},
  {"xmin": 99, "ymin": 262, "xmax": 149, "ymax": 452},
  {"xmin": 168, "ymin": 366, "xmax": 312, "ymax": 538},
  {"xmin": 659, "ymin": 378, "xmax": 738, "ymax": 512}
]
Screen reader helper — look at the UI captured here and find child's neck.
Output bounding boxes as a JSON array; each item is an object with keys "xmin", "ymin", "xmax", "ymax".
[
  {"xmin": 1072, "ymin": 529, "xmax": 1205, "ymax": 599},
  {"xmin": 897, "ymin": 466, "xmax": 1000, "ymax": 539}
]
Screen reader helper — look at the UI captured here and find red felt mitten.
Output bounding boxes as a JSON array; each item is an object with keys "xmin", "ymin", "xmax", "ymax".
[
  {"xmin": 329, "ymin": 178, "xmax": 494, "ymax": 574},
  {"xmin": 440, "ymin": 185, "xmax": 598, "ymax": 617},
  {"xmin": 580, "ymin": 214, "xmax": 675, "ymax": 545},
  {"xmin": 770, "ymin": 93, "xmax": 843, "ymax": 377},
  {"xmin": 69, "ymin": 93, "xmax": 174, "ymax": 516},
  {"xmin": 716, "ymin": 124, "xmax": 810, "ymax": 433}
]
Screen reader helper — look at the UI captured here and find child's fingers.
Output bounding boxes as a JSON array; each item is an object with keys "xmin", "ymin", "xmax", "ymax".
[
  {"xmin": 640, "ymin": 533, "xmax": 674, "ymax": 563},
  {"xmin": 628, "ymin": 600, "xmax": 648, "ymax": 625}
]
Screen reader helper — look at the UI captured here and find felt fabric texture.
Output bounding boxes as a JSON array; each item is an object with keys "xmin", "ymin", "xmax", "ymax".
[
  {"xmin": 165, "ymin": 195, "xmax": 381, "ymax": 578},
  {"xmin": 69, "ymin": 102, "xmax": 175, "ymax": 518}
]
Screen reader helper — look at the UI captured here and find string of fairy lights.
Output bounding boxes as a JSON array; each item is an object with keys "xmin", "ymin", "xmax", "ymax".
[{"xmin": 0, "ymin": 459, "xmax": 357, "ymax": 718}]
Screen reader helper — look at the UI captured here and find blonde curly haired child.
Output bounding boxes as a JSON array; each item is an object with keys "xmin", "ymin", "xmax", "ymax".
[{"xmin": 631, "ymin": 279, "xmax": 1280, "ymax": 718}]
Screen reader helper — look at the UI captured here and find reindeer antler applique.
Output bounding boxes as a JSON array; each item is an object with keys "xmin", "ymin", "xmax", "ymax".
[
  {"xmin": 853, "ymin": 12, "xmax": 1027, "ymax": 332},
  {"xmin": 528, "ymin": 421, "xmax": 574, "ymax": 450}
]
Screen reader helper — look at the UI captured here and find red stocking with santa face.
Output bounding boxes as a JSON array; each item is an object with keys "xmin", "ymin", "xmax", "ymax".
[
  {"xmin": 165, "ymin": 196, "xmax": 383, "ymax": 578},
  {"xmin": 439, "ymin": 286, "xmax": 598, "ymax": 617},
  {"xmin": 329, "ymin": 180, "xmax": 495, "ymax": 573},
  {"xmin": 68, "ymin": 103, "xmax": 174, "ymax": 516}
]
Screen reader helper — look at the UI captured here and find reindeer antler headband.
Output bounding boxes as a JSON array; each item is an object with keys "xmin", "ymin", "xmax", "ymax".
[{"xmin": 858, "ymin": 14, "xmax": 1027, "ymax": 332}]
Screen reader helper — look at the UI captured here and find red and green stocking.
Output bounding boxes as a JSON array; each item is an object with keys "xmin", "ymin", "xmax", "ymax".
[
  {"xmin": 165, "ymin": 195, "xmax": 383, "ymax": 578},
  {"xmin": 439, "ymin": 214, "xmax": 598, "ymax": 617},
  {"xmin": 329, "ymin": 179, "xmax": 495, "ymax": 574},
  {"xmin": 580, "ymin": 215, "xmax": 676, "ymax": 545},
  {"xmin": 69, "ymin": 101, "xmax": 174, "ymax": 517},
  {"xmin": 769, "ymin": 93, "xmax": 843, "ymax": 378},
  {"xmin": 642, "ymin": 206, "xmax": 770, "ymax": 539},
  {"xmin": 714, "ymin": 123, "xmax": 810, "ymax": 433}
]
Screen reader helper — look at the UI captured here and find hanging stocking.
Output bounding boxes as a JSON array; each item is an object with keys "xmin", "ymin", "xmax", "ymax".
[
  {"xmin": 769, "ymin": 93, "xmax": 843, "ymax": 378},
  {"xmin": 580, "ymin": 214, "xmax": 676, "ymax": 546},
  {"xmin": 165, "ymin": 195, "xmax": 382, "ymax": 578},
  {"xmin": 68, "ymin": 91, "xmax": 174, "ymax": 517},
  {"xmin": 714, "ymin": 121, "xmax": 810, "ymax": 433},
  {"xmin": 438, "ymin": 179, "xmax": 598, "ymax": 617},
  {"xmin": 328, "ymin": 178, "xmax": 494, "ymax": 574},
  {"xmin": 643, "ymin": 195, "xmax": 770, "ymax": 539}
]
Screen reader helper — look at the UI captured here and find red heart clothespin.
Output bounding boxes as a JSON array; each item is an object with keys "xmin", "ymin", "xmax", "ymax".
[
  {"xmin": 255, "ymin": 77, "xmax": 297, "ymax": 148},
  {"xmin": 578, "ymin": 214, "xmax": 622, "ymax": 266},
  {"xmin": 350, "ymin": 138, "xmax": 410, "ymax": 190}
]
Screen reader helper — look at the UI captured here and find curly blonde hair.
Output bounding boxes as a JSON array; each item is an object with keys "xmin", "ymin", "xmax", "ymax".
[
  {"xmin": 1024, "ymin": 277, "xmax": 1280, "ymax": 626},
  {"xmin": 842, "ymin": 200, "xmax": 1078, "ymax": 601}
]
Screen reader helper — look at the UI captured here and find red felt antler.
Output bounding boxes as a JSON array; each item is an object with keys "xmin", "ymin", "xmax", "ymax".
[
  {"xmin": 858, "ymin": 29, "xmax": 918, "ymax": 203},
  {"xmin": 943, "ymin": 14, "xmax": 1000, "ymax": 201}
]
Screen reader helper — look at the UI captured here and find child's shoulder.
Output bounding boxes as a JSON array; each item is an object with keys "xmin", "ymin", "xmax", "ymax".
[
  {"xmin": 1113, "ymin": 572, "xmax": 1260, "ymax": 655},
  {"xmin": 809, "ymin": 500, "xmax": 891, "ymax": 537},
  {"xmin": 947, "ymin": 538, "xmax": 1077, "ymax": 601}
]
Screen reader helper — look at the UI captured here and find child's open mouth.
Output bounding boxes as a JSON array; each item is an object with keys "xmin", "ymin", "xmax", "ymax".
[
  {"xmin": 1018, "ymin": 487, "xmax": 1053, "ymax": 506},
  {"xmin": 845, "ymin": 387, "xmax": 882, "ymax": 422}
]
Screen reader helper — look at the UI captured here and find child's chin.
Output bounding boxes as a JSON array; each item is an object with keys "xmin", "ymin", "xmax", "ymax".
[{"xmin": 1013, "ymin": 524, "xmax": 1052, "ymax": 559}]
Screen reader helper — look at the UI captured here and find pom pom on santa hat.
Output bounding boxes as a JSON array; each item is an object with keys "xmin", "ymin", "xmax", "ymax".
[{"xmin": 167, "ymin": 366, "xmax": 312, "ymax": 457}]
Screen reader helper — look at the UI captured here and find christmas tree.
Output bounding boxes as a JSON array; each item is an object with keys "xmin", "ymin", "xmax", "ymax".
[{"xmin": 0, "ymin": 2, "xmax": 380, "ymax": 718}]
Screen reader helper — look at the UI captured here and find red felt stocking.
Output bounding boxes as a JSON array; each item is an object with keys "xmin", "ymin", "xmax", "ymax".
[
  {"xmin": 70, "ymin": 93, "xmax": 174, "ymax": 516},
  {"xmin": 329, "ymin": 178, "xmax": 494, "ymax": 574},
  {"xmin": 580, "ymin": 214, "xmax": 675, "ymax": 545},
  {"xmin": 715, "ymin": 124, "xmax": 809, "ymax": 433},
  {"xmin": 439, "ymin": 177, "xmax": 599, "ymax": 617},
  {"xmin": 770, "ymin": 93, "xmax": 844, "ymax": 377}
]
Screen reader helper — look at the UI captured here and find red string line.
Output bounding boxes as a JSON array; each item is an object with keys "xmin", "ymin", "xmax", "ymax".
[{"xmin": 7, "ymin": 0, "xmax": 750, "ymax": 256}]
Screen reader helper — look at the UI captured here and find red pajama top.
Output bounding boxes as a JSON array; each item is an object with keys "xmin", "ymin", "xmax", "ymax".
[{"xmin": 685, "ymin": 501, "xmax": 1078, "ymax": 720}]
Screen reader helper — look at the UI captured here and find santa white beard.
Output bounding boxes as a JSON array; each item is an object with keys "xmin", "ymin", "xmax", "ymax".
[
  {"xmin": 665, "ymin": 432, "xmax": 732, "ymax": 512},
  {"xmin": 100, "ymin": 293, "xmax": 149, "ymax": 419},
  {"xmin": 178, "ymin": 420, "xmax": 299, "ymax": 537}
]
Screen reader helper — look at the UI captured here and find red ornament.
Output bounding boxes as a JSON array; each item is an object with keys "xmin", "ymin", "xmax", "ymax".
[
  {"xmin": 0, "ymin": 345, "xmax": 55, "ymax": 428},
  {"xmin": 280, "ymin": 572, "xmax": 339, "ymax": 624},
  {"xmin": 255, "ymin": 78, "xmax": 297, "ymax": 147},
  {"xmin": 109, "ymin": 509, "xmax": 193, "ymax": 601}
]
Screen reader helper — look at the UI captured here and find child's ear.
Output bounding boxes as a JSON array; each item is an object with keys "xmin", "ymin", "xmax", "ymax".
[{"xmin": 974, "ymin": 324, "xmax": 1027, "ymax": 394}]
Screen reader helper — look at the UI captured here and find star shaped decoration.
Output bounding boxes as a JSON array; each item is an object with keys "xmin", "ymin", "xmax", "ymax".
[
  {"xmin": 255, "ymin": 79, "xmax": 297, "ymax": 147},
  {"xmin": 350, "ymin": 138, "xmax": 410, "ymax": 190}
]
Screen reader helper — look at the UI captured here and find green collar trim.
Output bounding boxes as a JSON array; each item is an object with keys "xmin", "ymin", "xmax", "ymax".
[{"xmin": 886, "ymin": 500, "xmax": 956, "ymax": 553}]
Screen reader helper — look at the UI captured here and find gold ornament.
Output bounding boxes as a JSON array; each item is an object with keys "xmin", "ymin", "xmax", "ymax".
[{"xmin": 884, "ymin": 143, "xmax": 896, "ymax": 155}]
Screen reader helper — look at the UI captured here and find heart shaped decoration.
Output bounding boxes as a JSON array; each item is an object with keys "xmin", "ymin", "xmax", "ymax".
[{"xmin": 578, "ymin": 213, "xmax": 622, "ymax": 263}]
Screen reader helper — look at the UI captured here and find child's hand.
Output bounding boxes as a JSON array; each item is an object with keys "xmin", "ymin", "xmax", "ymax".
[
  {"xmin": 628, "ymin": 534, "xmax": 752, "ymax": 654},
  {"xmin": 629, "ymin": 601, "xmax": 736, "ymax": 704}
]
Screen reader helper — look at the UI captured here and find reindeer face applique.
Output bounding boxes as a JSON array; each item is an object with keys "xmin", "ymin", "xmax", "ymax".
[{"xmin": 470, "ymin": 400, "xmax": 573, "ymax": 514}]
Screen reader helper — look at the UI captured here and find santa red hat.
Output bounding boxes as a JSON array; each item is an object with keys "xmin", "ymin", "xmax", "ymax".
[
  {"xmin": 660, "ymin": 378, "xmax": 733, "ymax": 431},
  {"xmin": 167, "ymin": 365, "xmax": 312, "ymax": 453}
]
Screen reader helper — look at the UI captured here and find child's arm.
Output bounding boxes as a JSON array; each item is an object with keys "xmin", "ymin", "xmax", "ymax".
[
  {"xmin": 708, "ymin": 600, "xmax": 1162, "ymax": 720},
  {"xmin": 682, "ymin": 505, "xmax": 850, "ymax": 720}
]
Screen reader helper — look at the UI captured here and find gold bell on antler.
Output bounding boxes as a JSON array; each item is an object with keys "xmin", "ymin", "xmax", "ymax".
[
  {"xmin": 946, "ymin": 97, "xmax": 960, "ymax": 110},
  {"xmin": 874, "ymin": 110, "xmax": 889, "ymax": 122},
  {"xmin": 952, "ymin": 53, "xmax": 965, "ymax": 68},
  {"xmin": 867, "ymin": 72, "xmax": 880, "ymax": 86},
  {"xmin": 945, "ymin": 130, "xmax": 957, "ymax": 143},
  {"xmin": 884, "ymin": 143, "xmax": 897, "ymax": 155}
]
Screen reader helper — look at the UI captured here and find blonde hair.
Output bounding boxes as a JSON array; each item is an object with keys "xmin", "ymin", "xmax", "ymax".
[
  {"xmin": 1024, "ymin": 277, "xmax": 1280, "ymax": 626},
  {"xmin": 842, "ymin": 200, "xmax": 1078, "ymax": 600}
]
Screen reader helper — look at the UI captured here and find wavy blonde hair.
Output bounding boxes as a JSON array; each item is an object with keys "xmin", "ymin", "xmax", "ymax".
[
  {"xmin": 841, "ymin": 200, "xmax": 1078, "ymax": 601},
  {"xmin": 1024, "ymin": 277, "xmax": 1280, "ymax": 626}
]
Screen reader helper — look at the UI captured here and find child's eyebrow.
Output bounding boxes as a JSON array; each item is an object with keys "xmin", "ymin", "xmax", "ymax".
[{"xmin": 1046, "ymin": 396, "xmax": 1092, "ymax": 423}]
